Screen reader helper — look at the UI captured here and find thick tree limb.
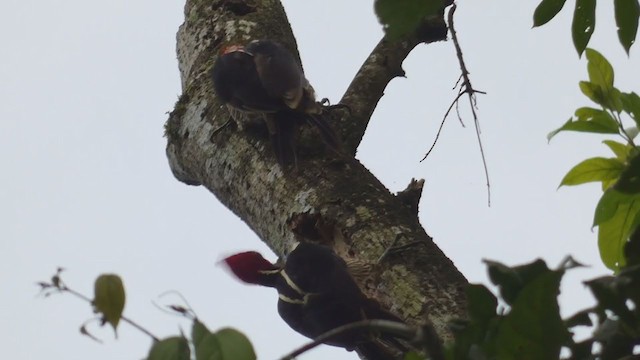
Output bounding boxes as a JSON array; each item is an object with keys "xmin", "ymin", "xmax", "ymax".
[{"xmin": 165, "ymin": 0, "xmax": 468, "ymax": 354}]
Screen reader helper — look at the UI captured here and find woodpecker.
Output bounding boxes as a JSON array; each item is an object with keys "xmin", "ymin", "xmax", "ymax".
[
  {"xmin": 223, "ymin": 242, "xmax": 406, "ymax": 360},
  {"xmin": 211, "ymin": 39, "xmax": 341, "ymax": 167}
]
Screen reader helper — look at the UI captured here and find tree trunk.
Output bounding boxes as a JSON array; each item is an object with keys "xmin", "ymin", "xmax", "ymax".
[{"xmin": 165, "ymin": 0, "xmax": 468, "ymax": 355}]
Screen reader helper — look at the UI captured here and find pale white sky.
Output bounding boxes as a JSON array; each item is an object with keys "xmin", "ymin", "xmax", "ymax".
[{"xmin": 2, "ymin": 1, "xmax": 638, "ymax": 359}]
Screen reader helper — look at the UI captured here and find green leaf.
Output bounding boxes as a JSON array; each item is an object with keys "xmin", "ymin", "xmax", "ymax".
[
  {"xmin": 602, "ymin": 178, "xmax": 618, "ymax": 191},
  {"xmin": 574, "ymin": 107, "xmax": 609, "ymax": 121},
  {"xmin": 594, "ymin": 188, "xmax": 628, "ymax": 225},
  {"xmin": 533, "ymin": 0, "xmax": 567, "ymax": 27},
  {"xmin": 192, "ymin": 320, "xmax": 256, "ymax": 360},
  {"xmin": 596, "ymin": 192, "xmax": 640, "ymax": 270},
  {"xmin": 92, "ymin": 274, "xmax": 125, "ymax": 334},
  {"xmin": 585, "ymin": 49, "xmax": 614, "ymax": 91},
  {"xmin": 568, "ymin": 339, "xmax": 596, "ymax": 359},
  {"xmin": 614, "ymin": 0, "xmax": 640, "ymax": 54},
  {"xmin": 584, "ymin": 276, "xmax": 636, "ymax": 322},
  {"xmin": 547, "ymin": 109, "xmax": 619, "ymax": 141},
  {"xmin": 565, "ymin": 309, "xmax": 593, "ymax": 327},
  {"xmin": 485, "ymin": 259, "xmax": 549, "ymax": 305},
  {"xmin": 611, "ymin": 88, "xmax": 624, "ymax": 112},
  {"xmin": 192, "ymin": 320, "xmax": 221, "ymax": 360},
  {"xmin": 147, "ymin": 337, "xmax": 190, "ymax": 360},
  {"xmin": 375, "ymin": 0, "xmax": 444, "ymax": 40},
  {"xmin": 621, "ymin": 92, "xmax": 640, "ymax": 127},
  {"xmin": 494, "ymin": 271, "xmax": 569, "ymax": 360},
  {"xmin": 579, "ymin": 81, "xmax": 607, "ymax": 106},
  {"xmin": 572, "ymin": 0, "xmax": 596, "ymax": 56},
  {"xmin": 559, "ymin": 157, "xmax": 625, "ymax": 187},
  {"xmin": 466, "ymin": 284, "xmax": 498, "ymax": 324},
  {"xmin": 447, "ymin": 285, "xmax": 501, "ymax": 360},
  {"xmin": 216, "ymin": 328, "xmax": 256, "ymax": 360},
  {"xmin": 603, "ymin": 140, "xmax": 630, "ymax": 161},
  {"xmin": 615, "ymin": 154, "xmax": 640, "ymax": 194}
]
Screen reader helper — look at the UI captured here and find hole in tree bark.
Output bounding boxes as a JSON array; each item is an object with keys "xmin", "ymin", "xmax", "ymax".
[{"xmin": 220, "ymin": 0, "xmax": 257, "ymax": 16}]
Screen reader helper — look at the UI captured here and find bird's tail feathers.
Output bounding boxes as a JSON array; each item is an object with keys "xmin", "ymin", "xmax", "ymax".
[
  {"xmin": 362, "ymin": 301, "xmax": 412, "ymax": 354},
  {"xmin": 306, "ymin": 113, "xmax": 342, "ymax": 154},
  {"xmin": 270, "ymin": 112, "xmax": 298, "ymax": 167}
]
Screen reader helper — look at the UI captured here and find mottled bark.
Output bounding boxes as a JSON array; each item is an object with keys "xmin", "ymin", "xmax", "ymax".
[{"xmin": 165, "ymin": 0, "xmax": 468, "ymax": 355}]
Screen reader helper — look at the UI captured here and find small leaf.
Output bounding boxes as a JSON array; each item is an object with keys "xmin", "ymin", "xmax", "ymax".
[
  {"xmin": 533, "ymin": 0, "xmax": 568, "ymax": 27},
  {"xmin": 547, "ymin": 118, "xmax": 619, "ymax": 141},
  {"xmin": 565, "ymin": 309, "xmax": 593, "ymax": 327},
  {"xmin": 93, "ymin": 274, "xmax": 125, "ymax": 334},
  {"xmin": 584, "ymin": 277, "xmax": 635, "ymax": 321},
  {"xmin": 216, "ymin": 328, "xmax": 257, "ymax": 360},
  {"xmin": 494, "ymin": 271, "xmax": 569, "ymax": 360},
  {"xmin": 466, "ymin": 284, "xmax": 498, "ymax": 324},
  {"xmin": 602, "ymin": 178, "xmax": 618, "ymax": 191},
  {"xmin": 192, "ymin": 320, "xmax": 256, "ymax": 360},
  {"xmin": 147, "ymin": 337, "xmax": 190, "ymax": 360},
  {"xmin": 375, "ymin": 0, "xmax": 444, "ymax": 40},
  {"xmin": 594, "ymin": 189, "xmax": 628, "ymax": 225},
  {"xmin": 574, "ymin": 107, "xmax": 607, "ymax": 120},
  {"xmin": 581, "ymin": 50, "xmax": 622, "ymax": 111},
  {"xmin": 621, "ymin": 92, "xmax": 640, "ymax": 127},
  {"xmin": 192, "ymin": 320, "xmax": 221, "ymax": 360},
  {"xmin": 547, "ymin": 108, "xmax": 619, "ymax": 140},
  {"xmin": 603, "ymin": 140, "xmax": 629, "ymax": 161},
  {"xmin": 572, "ymin": 0, "xmax": 596, "ymax": 56},
  {"xmin": 559, "ymin": 157, "xmax": 625, "ymax": 187},
  {"xmin": 585, "ymin": 49, "xmax": 614, "ymax": 91},
  {"xmin": 568, "ymin": 339, "xmax": 596, "ymax": 359},
  {"xmin": 579, "ymin": 81, "xmax": 606, "ymax": 106},
  {"xmin": 614, "ymin": 0, "xmax": 640, "ymax": 54},
  {"xmin": 596, "ymin": 193, "xmax": 640, "ymax": 270},
  {"xmin": 608, "ymin": 87, "xmax": 624, "ymax": 112},
  {"xmin": 615, "ymin": 154, "xmax": 640, "ymax": 194},
  {"xmin": 485, "ymin": 259, "xmax": 549, "ymax": 305}
]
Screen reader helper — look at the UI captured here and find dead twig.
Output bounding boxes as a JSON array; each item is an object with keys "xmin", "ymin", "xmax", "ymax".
[{"xmin": 421, "ymin": 3, "xmax": 491, "ymax": 206}]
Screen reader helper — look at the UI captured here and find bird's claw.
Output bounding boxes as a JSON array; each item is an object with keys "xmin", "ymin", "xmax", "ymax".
[{"xmin": 320, "ymin": 101, "xmax": 352, "ymax": 117}]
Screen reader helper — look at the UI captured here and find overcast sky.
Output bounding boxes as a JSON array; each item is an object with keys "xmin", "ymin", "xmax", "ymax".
[{"xmin": 2, "ymin": 1, "xmax": 639, "ymax": 359}]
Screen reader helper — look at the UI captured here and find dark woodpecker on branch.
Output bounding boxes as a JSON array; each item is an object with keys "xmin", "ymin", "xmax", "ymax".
[
  {"xmin": 223, "ymin": 242, "xmax": 407, "ymax": 360},
  {"xmin": 211, "ymin": 39, "xmax": 342, "ymax": 167}
]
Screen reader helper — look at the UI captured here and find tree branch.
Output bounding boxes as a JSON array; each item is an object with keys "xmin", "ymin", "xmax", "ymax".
[
  {"xmin": 165, "ymin": 0, "xmax": 468, "ymax": 353},
  {"xmin": 338, "ymin": 13, "xmax": 451, "ymax": 153}
]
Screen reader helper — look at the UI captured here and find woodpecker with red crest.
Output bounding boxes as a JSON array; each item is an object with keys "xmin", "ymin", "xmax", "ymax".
[
  {"xmin": 211, "ymin": 39, "xmax": 341, "ymax": 167},
  {"xmin": 223, "ymin": 242, "xmax": 406, "ymax": 360}
]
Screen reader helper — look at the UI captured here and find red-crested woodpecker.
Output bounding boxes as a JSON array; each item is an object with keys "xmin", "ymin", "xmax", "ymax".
[
  {"xmin": 211, "ymin": 40, "xmax": 341, "ymax": 167},
  {"xmin": 223, "ymin": 242, "xmax": 405, "ymax": 360}
]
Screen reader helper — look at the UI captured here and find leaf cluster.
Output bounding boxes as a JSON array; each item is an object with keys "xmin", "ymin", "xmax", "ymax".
[
  {"xmin": 533, "ymin": 0, "xmax": 639, "ymax": 55},
  {"xmin": 446, "ymin": 258, "xmax": 640, "ymax": 360},
  {"xmin": 148, "ymin": 320, "xmax": 256, "ymax": 360},
  {"xmin": 550, "ymin": 49, "xmax": 640, "ymax": 271}
]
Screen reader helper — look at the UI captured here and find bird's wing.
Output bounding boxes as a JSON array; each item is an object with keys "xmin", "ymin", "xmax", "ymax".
[{"xmin": 251, "ymin": 49, "xmax": 304, "ymax": 109}]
